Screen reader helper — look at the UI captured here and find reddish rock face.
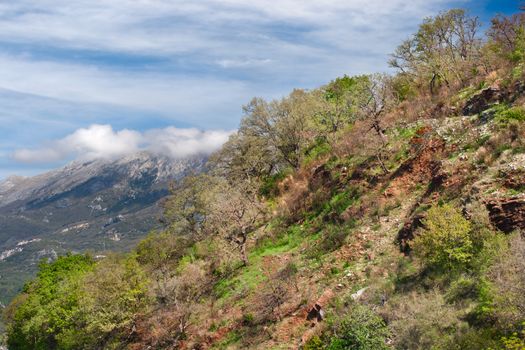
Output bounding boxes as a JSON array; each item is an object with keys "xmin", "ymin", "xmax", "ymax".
[
  {"xmin": 501, "ymin": 169, "xmax": 525, "ymax": 190},
  {"xmin": 485, "ymin": 196, "xmax": 525, "ymax": 233}
]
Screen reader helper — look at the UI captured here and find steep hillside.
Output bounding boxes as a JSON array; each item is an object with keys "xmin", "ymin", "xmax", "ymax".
[
  {"xmin": 3, "ymin": 8, "xmax": 525, "ymax": 350},
  {"xmin": 0, "ymin": 152, "xmax": 205, "ymax": 305}
]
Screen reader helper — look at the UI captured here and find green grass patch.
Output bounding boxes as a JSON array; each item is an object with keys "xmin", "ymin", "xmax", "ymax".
[
  {"xmin": 252, "ymin": 224, "xmax": 304, "ymax": 257},
  {"xmin": 494, "ymin": 105, "xmax": 525, "ymax": 125},
  {"xmin": 212, "ymin": 330, "xmax": 242, "ymax": 349},
  {"xmin": 452, "ymin": 83, "xmax": 487, "ymax": 105},
  {"xmin": 462, "ymin": 134, "xmax": 491, "ymax": 152},
  {"xmin": 308, "ymin": 223, "xmax": 356, "ymax": 259},
  {"xmin": 329, "ymin": 188, "xmax": 360, "ymax": 215},
  {"xmin": 393, "ymin": 124, "xmax": 420, "ymax": 141},
  {"xmin": 306, "ymin": 186, "xmax": 361, "ymax": 224}
]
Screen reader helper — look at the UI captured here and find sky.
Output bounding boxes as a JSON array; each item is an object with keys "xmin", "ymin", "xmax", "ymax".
[{"xmin": 0, "ymin": 0, "xmax": 521, "ymax": 179}]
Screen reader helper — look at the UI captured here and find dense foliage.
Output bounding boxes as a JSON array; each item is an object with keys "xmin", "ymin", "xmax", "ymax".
[{"xmin": 412, "ymin": 204, "xmax": 473, "ymax": 269}]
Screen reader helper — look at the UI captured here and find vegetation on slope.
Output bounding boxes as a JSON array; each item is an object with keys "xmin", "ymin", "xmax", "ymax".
[{"xmin": 4, "ymin": 7, "xmax": 525, "ymax": 350}]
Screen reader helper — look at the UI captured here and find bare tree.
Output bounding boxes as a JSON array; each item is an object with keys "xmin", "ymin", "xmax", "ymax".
[
  {"xmin": 162, "ymin": 174, "xmax": 220, "ymax": 239},
  {"xmin": 488, "ymin": 13, "xmax": 525, "ymax": 60},
  {"xmin": 208, "ymin": 179, "xmax": 266, "ymax": 266},
  {"xmin": 358, "ymin": 74, "xmax": 398, "ymax": 174},
  {"xmin": 210, "ymin": 132, "xmax": 277, "ymax": 183}
]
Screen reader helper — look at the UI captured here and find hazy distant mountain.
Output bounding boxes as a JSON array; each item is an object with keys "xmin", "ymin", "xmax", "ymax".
[{"xmin": 0, "ymin": 151, "xmax": 205, "ymax": 304}]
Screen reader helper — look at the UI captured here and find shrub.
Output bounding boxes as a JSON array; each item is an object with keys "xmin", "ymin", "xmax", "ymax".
[
  {"xmin": 303, "ymin": 137, "xmax": 332, "ymax": 165},
  {"xmin": 304, "ymin": 335, "xmax": 325, "ymax": 350},
  {"xmin": 69, "ymin": 255, "xmax": 151, "ymax": 348},
  {"xmin": 383, "ymin": 290, "xmax": 470, "ymax": 350},
  {"xmin": 501, "ymin": 326, "xmax": 525, "ymax": 350},
  {"xmin": 486, "ymin": 233, "xmax": 525, "ymax": 330},
  {"xmin": 259, "ymin": 170, "xmax": 290, "ymax": 198},
  {"xmin": 495, "ymin": 106, "xmax": 525, "ymax": 125},
  {"xmin": 412, "ymin": 204, "xmax": 473, "ymax": 270},
  {"xmin": 326, "ymin": 303, "xmax": 391, "ymax": 350},
  {"xmin": 329, "ymin": 187, "xmax": 360, "ymax": 215},
  {"xmin": 445, "ymin": 275, "xmax": 480, "ymax": 304},
  {"xmin": 309, "ymin": 224, "xmax": 351, "ymax": 258}
]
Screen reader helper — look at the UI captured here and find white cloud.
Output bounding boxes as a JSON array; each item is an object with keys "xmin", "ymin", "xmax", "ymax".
[
  {"xmin": 216, "ymin": 58, "xmax": 274, "ymax": 69},
  {"xmin": 12, "ymin": 124, "xmax": 233, "ymax": 163},
  {"xmin": 0, "ymin": 0, "xmax": 473, "ymax": 177},
  {"xmin": 11, "ymin": 148, "xmax": 65, "ymax": 164},
  {"xmin": 0, "ymin": 1, "xmax": 467, "ymax": 56},
  {"xmin": 0, "ymin": 0, "xmax": 468, "ymax": 114},
  {"xmin": 145, "ymin": 127, "xmax": 234, "ymax": 158}
]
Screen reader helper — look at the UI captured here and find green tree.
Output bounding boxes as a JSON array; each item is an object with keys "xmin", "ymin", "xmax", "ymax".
[
  {"xmin": 5, "ymin": 254, "xmax": 94, "ymax": 350},
  {"xmin": 210, "ymin": 131, "xmax": 278, "ymax": 182},
  {"xmin": 162, "ymin": 174, "xmax": 221, "ymax": 239},
  {"xmin": 390, "ymin": 9, "xmax": 481, "ymax": 93},
  {"xmin": 488, "ymin": 13, "xmax": 525, "ymax": 63},
  {"xmin": 239, "ymin": 89, "xmax": 317, "ymax": 169},
  {"xmin": 412, "ymin": 204, "xmax": 473, "ymax": 269},
  {"xmin": 67, "ymin": 255, "xmax": 150, "ymax": 349},
  {"xmin": 316, "ymin": 75, "xmax": 369, "ymax": 134}
]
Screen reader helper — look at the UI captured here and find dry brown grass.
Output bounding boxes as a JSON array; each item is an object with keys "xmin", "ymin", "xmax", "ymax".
[{"xmin": 487, "ymin": 233, "xmax": 525, "ymax": 330}]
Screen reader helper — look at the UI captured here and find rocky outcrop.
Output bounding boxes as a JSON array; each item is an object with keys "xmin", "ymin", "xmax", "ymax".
[
  {"xmin": 397, "ymin": 213, "xmax": 426, "ymax": 254},
  {"xmin": 309, "ymin": 163, "xmax": 333, "ymax": 190},
  {"xmin": 485, "ymin": 196, "xmax": 525, "ymax": 233},
  {"xmin": 463, "ymin": 87, "xmax": 502, "ymax": 116},
  {"xmin": 501, "ymin": 169, "xmax": 525, "ymax": 190}
]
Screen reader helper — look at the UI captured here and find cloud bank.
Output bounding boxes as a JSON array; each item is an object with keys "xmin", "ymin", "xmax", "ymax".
[
  {"xmin": 0, "ymin": 0, "xmax": 478, "ymax": 178},
  {"xmin": 12, "ymin": 124, "xmax": 234, "ymax": 163},
  {"xmin": 0, "ymin": 0, "xmax": 467, "ymax": 119}
]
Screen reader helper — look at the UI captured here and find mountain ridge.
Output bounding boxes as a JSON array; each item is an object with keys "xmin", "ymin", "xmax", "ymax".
[{"xmin": 0, "ymin": 151, "xmax": 205, "ymax": 305}]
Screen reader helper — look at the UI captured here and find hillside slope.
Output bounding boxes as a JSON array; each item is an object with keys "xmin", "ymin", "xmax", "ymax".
[{"xmin": 3, "ymin": 8, "xmax": 525, "ymax": 350}]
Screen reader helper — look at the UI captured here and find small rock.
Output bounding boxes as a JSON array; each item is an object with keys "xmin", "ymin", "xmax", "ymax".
[{"xmin": 351, "ymin": 287, "xmax": 369, "ymax": 300}]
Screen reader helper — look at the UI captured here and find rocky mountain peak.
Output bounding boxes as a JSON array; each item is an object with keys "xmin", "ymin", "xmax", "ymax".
[{"xmin": 0, "ymin": 151, "xmax": 206, "ymax": 304}]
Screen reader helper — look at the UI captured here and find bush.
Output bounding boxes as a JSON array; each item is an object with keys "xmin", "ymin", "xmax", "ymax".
[
  {"xmin": 384, "ymin": 290, "xmax": 470, "ymax": 350},
  {"xmin": 495, "ymin": 106, "xmax": 525, "ymax": 125},
  {"xmin": 65, "ymin": 255, "xmax": 151, "ymax": 348},
  {"xmin": 501, "ymin": 326, "xmax": 525, "ymax": 350},
  {"xmin": 412, "ymin": 204, "xmax": 473, "ymax": 270},
  {"xmin": 326, "ymin": 303, "xmax": 391, "ymax": 350},
  {"xmin": 329, "ymin": 187, "xmax": 360, "ymax": 215},
  {"xmin": 303, "ymin": 137, "xmax": 332, "ymax": 165},
  {"xmin": 304, "ymin": 335, "xmax": 325, "ymax": 350},
  {"xmin": 259, "ymin": 170, "xmax": 290, "ymax": 198},
  {"xmin": 485, "ymin": 234, "xmax": 525, "ymax": 330},
  {"xmin": 309, "ymin": 224, "xmax": 351, "ymax": 258}
]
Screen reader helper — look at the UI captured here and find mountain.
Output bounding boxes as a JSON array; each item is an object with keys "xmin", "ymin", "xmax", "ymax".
[{"xmin": 0, "ymin": 152, "xmax": 205, "ymax": 304}]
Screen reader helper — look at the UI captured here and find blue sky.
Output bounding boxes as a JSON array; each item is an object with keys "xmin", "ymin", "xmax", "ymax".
[{"xmin": 0, "ymin": 0, "xmax": 521, "ymax": 179}]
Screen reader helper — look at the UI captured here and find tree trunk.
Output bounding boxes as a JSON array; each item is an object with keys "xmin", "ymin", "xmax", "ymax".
[
  {"xmin": 239, "ymin": 230, "xmax": 249, "ymax": 266},
  {"xmin": 240, "ymin": 242, "xmax": 249, "ymax": 266},
  {"xmin": 372, "ymin": 118, "xmax": 389, "ymax": 175},
  {"xmin": 376, "ymin": 152, "xmax": 389, "ymax": 175}
]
